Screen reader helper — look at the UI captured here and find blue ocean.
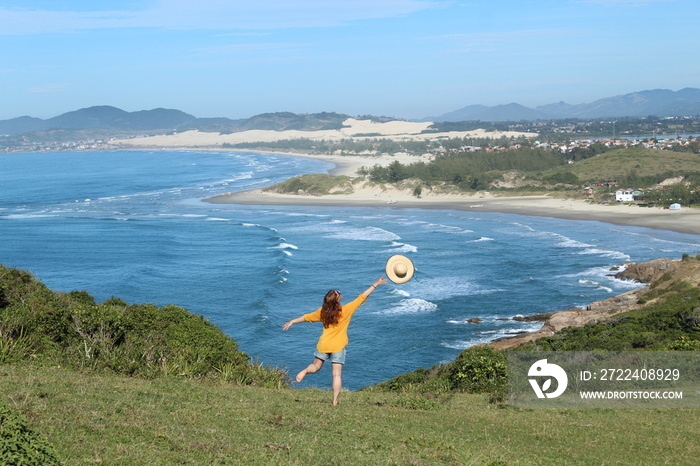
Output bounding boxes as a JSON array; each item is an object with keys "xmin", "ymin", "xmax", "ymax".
[{"xmin": 1, "ymin": 150, "xmax": 699, "ymax": 389}]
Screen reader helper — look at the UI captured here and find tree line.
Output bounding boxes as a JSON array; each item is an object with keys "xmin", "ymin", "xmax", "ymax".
[{"xmin": 357, "ymin": 147, "xmax": 572, "ymax": 190}]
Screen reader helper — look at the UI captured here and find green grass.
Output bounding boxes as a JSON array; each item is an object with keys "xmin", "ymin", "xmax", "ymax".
[
  {"xmin": 2, "ymin": 365, "xmax": 698, "ymax": 465},
  {"xmin": 566, "ymin": 147, "xmax": 700, "ymax": 181}
]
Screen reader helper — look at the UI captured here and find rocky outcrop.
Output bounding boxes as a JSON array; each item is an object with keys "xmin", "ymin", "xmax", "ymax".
[
  {"xmin": 613, "ymin": 258, "xmax": 679, "ymax": 283},
  {"xmin": 490, "ymin": 256, "xmax": 698, "ymax": 350}
]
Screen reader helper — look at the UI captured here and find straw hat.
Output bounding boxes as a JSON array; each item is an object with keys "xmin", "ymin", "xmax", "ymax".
[{"xmin": 385, "ymin": 255, "xmax": 415, "ymax": 284}]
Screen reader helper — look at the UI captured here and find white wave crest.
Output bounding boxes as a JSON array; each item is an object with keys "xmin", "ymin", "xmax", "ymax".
[
  {"xmin": 377, "ymin": 298, "xmax": 438, "ymax": 315},
  {"xmin": 271, "ymin": 243, "xmax": 298, "ymax": 250},
  {"xmin": 423, "ymin": 222, "xmax": 473, "ymax": 234},
  {"xmin": 326, "ymin": 225, "xmax": 401, "ymax": 242},
  {"xmin": 441, "ymin": 337, "xmax": 493, "ymax": 349},
  {"xmin": 559, "ymin": 266, "xmax": 642, "ymax": 292},
  {"xmin": 405, "ymin": 276, "xmax": 501, "ymax": 301},
  {"xmin": 577, "ymin": 279, "xmax": 613, "ymax": 293},
  {"xmin": 442, "ymin": 323, "xmax": 544, "ymax": 350},
  {"xmin": 384, "ymin": 241, "xmax": 418, "ymax": 253},
  {"xmin": 5, "ymin": 213, "xmax": 57, "ymax": 219},
  {"xmin": 579, "ymin": 248, "xmax": 630, "ymax": 261},
  {"xmin": 558, "ymin": 238, "xmax": 592, "ymax": 248}
]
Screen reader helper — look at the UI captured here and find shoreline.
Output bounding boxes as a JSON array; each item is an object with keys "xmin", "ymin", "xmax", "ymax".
[{"xmin": 203, "ymin": 152, "xmax": 700, "ymax": 236}]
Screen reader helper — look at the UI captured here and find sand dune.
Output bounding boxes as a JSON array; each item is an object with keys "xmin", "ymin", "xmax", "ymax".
[{"xmin": 112, "ymin": 118, "xmax": 537, "ymax": 148}]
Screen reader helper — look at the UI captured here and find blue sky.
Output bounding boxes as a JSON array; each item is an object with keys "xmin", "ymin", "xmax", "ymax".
[{"xmin": 1, "ymin": 0, "xmax": 698, "ymax": 120}]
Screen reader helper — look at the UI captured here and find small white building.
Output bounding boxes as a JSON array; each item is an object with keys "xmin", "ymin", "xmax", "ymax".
[
  {"xmin": 670, "ymin": 203, "xmax": 681, "ymax": 210},
  {"xmin": 615, "ymin": 189, "xmax": 635, "ymax": 202}
]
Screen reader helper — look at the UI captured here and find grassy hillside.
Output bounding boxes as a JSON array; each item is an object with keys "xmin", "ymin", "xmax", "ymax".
[
  {"xmin": 2, "ymin": 260, "xmax": 700, "ymax": 463},
  {"xmin": 563, "ymin": 147, "xmax": 700, "ymax": 181},
  {"xmin": 2, "ymin": 364, "xmax": 698, "ymax": 464}
]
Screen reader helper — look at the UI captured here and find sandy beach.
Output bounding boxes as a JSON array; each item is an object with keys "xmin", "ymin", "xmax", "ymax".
[
  {"xmin": 110, "ymin": 119, "xmax": 698, "ymax": 236},
  {"xmin": 204, "ymin": 151, "xmax": 700, "ymax": 236}
]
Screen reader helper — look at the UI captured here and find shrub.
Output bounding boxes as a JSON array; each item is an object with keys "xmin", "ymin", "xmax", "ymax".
[
  {"xmin": 448, "ymin": 346, "xmax": 507, "ymax": 393},
  {"xmin": 0, "ymin": 265, "xmax": 285, "ymax": 387},
  {"xmin": 0, "ymin": 401, "xmax": 61, "ymax": 465},
  {"xmin": 385, "ymin": 368, "xmax": 430, "ymax": 391},
  {"xmin": 667, "ymin": 336, "xmax": 700, "ymax": 351}
]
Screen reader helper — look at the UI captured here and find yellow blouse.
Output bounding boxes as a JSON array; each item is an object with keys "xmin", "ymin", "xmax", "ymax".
[{"xmin": 303, "ymin": 294, "xmax": 367, "ymax": 353}]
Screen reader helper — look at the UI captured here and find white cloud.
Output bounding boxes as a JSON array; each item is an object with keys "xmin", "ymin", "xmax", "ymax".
[
  {"xmin": 28, "ymin": 83, "xmax": 69, "ymax": 93},
  {"xmin": 0, "ymin": 1, "xmax": 442, "ymax": 35}
]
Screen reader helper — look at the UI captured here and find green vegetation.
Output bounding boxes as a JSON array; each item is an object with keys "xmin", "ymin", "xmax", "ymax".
[
  {"xmin": 365, "ymin": 346, "xmax": 509, "ymax": 405},
  {"xmin": 355, "ymin": 145, "xmax": 700, "ymax": 205},
  {"xmin": 263, "ymin": 174, "xmax": 356, "ymax": 196},
  {"xmin": 0, "ymin": 400, "xmax": 61, "ymax": 465},
  {"xmin": 0, "ymin": 265, "xmax": 286, "ymax": 387},
  {"xmin": 361, "ymin": 147, "xmax": 569, "ymax": 189},
  {"xmin": 565, "ymin": 147, "xmax": 700, "ymax": 181}
]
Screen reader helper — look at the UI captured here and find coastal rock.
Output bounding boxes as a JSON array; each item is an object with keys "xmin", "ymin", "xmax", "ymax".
[
  {"xmin": 490, "ymin": 286, "xmax": 648, "ymax": 350},
  {"xmin": 489, "ymin": 256, "xmax": 700, "ymax": 351},
  {"xmin": 614, "ymin": 258, "xmax": 679, "ymax": 283},
  {"xmin": 513, "ymin": 312, "xmax": 555, "ymax": 322},
  {"xmin": 586, "ymin": 289, "xmax": 641, "ymax": 312},
  {"xmin": 467, "ymin": 318, "xmax": 483, "ymax": 323}
]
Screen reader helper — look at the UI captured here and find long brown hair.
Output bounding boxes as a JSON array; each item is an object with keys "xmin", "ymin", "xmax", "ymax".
[{"xmin": 320, "ymin": 290, "xmax": 342, "ymax": 327}]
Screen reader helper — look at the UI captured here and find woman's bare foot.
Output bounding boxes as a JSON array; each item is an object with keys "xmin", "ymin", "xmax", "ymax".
[{"xmin": 295, "ymin": 369, "xmax": 308, "ymax": 383}]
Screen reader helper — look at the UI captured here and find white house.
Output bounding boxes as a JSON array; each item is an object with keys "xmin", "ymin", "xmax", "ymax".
[{"xmin": 615, "ymin": 189, "xmax": 635, "ymax": 202}]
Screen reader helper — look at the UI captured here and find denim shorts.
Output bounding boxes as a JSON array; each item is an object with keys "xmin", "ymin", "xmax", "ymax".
[{"xmin": 314, "ymin": 348, "xmax": 346, "ymax": 365}]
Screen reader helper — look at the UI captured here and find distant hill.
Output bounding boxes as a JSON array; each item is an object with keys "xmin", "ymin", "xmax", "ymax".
[
  {"xmin": 3, "ymin": 87, "xmax": 700, "ymax": 135},
  {"xmin": 430, "ymin": 88, "xmax": 700, "ymax": 122},
  {"xmin": 434, "ymin": 103, "xmax": 543, "ymax": 122},
  {"xmin": 0, "ymin": 106, "xmax": 204, "ymax": 135},
  {"xmin": 0, "ymin": 106, "xmax": 352, "ymax": 136}
]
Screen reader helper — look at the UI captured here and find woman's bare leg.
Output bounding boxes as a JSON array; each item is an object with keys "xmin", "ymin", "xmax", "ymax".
[
  {"xmin": 331, "ymin": 362, "xmax": 343, "ymax": 405},
  {"xmin": 296, "ymin": 357, "xmax": 324, "ymax": 382}
]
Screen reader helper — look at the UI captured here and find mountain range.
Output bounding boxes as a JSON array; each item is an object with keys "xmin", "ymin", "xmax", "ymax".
[
  {"xmin": 0, "ymin": 107, "xmax": 353, "ymax": 136},
  {"xmin": 429, "ymin": 88, "xmax": 700, "ymax": 122},
  {"xmin": 1, "ymin": 88, "xmax": 699, "ymax": 136}
]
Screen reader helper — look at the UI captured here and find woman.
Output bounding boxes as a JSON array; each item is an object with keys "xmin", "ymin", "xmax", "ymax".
[{"xmin": 282, "ymin": 276, "xmax": 387, "ymax": 405}]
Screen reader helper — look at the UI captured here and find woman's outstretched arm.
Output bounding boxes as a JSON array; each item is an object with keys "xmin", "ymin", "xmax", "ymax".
[
  {"xmin": 282, "ymin": 315, "xmax": 306, "ymax": 331},
  {"xmin": 361, "ymin": 276, "xmax": 387, "ymax": 298}
]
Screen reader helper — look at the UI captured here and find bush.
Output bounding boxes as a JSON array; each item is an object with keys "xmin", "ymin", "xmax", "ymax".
[
  {"xmin": 667, "ymin": 336, "xmax": 700, "ymax": 351},
  {"xmin": 0, "ymin": 400, "xmax": 61, "ymax": 465},
  {"xmin": 0, "ymin": 265, "xmax": 285, "ymax": 387},
  {"xmin": 448, "ymin": 346, "xmax": 507, "ymax": 393}
]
